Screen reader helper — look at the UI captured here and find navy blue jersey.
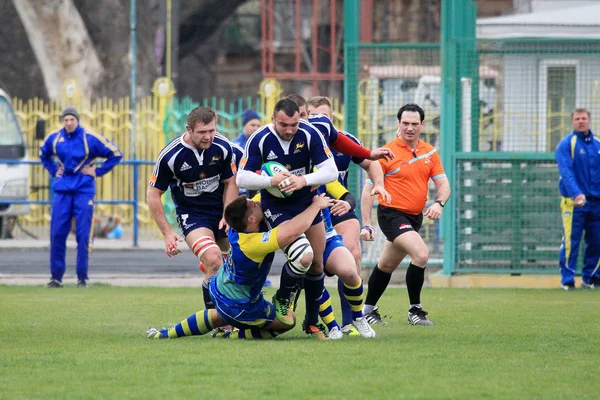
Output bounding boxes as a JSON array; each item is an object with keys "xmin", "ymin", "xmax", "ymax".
[
  {"xmin": 332, "ymin": 131, "xmax": 365, "ymax": 187},
  {"xmin": 231, "ymin": 142, "xmax": 244, "ymax": 169},
  {"xmin": 240, "ymin": 121, "xmax": 333, "ymax": 204},
  {"xmin": 150, "ymin": 133, "xmax": 235, "ymax": 214},
  {"xmin": 306, "ymin": 113, "xmax": 339, "ymax": 144}
]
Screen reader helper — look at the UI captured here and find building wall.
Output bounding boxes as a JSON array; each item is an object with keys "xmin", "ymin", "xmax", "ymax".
[{"xmin": 503, "ymin": 52, "xmax": 600, "ymax": 151}]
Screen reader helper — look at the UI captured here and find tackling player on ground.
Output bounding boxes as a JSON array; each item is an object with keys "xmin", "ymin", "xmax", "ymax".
[{"xmin": 147, "ymin": 193, "xmax": 334, "ymax": 340}]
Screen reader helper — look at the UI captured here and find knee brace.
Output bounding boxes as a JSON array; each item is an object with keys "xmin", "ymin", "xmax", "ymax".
[{"xmin": 284, "ymin": 234, "xmax": 313, "ymax": 275}]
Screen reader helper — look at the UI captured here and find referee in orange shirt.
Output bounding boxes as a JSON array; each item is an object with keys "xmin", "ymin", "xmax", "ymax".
[{"xmin": 360, "ymin": 104, "xmax": 450, "ymax": 326}]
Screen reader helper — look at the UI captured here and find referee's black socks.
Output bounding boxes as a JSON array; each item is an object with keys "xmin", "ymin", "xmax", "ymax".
[
  {"xmin": 364, "ymin": 265, "xmax": 392, "ymax": 307},
  {"xmin": 406, "ymin": 263, "xmax": 425, "ymax": 306}
]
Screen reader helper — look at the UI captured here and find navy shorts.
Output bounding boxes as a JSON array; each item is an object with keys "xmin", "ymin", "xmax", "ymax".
[
  {"xmin": 261, "ymin": 198, "xmax": 322, "ymax": 228},
  {"xmin": 176, "ymin": 211, "xmax": 227, "ymax": 239},
  {"xmin": 377, "ymin": 205, "xmax": 423, "ymax": 242},
  {"xmin": 209, "ymin": 283, "xmax": 276, "ymax": 330}
]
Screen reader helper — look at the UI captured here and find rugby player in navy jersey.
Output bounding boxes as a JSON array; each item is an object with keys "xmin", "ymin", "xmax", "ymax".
[
  {"xmin": 148, "ymin": 106, "xmax": 239, "ymax": 309},
  {"xmin": 237, "ymin": 98, "xmax": 391, "ymax": 338},
  {"xmin": 307, "ymin": 95, "xmax": 391, "ymax": 335}
]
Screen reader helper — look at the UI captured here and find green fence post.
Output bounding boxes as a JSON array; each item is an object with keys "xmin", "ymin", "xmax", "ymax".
[
  {"xmin": 344, "ymin": 0, "xmax": 360, "ymax": 197},
  {"xmin": 440, "ymin": 0, "xmax": 459, "ymax": 275}
]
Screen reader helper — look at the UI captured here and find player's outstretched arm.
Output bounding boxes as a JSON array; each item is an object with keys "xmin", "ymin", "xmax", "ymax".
[
  {"xmin": 147, "ymin": 185, "xmax": 183, "ymax": 256},
  {"xmin": 275, "ymin": 193, "xmax": 334, "ymax": 248},
  {"xmin": 359, "ymin": 159, "xmax": 391, "ymax": 204}
]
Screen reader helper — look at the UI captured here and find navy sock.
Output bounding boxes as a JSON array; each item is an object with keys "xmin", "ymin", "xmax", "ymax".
[
  {"xmin": 303, "ymin": 272, "xmax": 325, "ymax": 326},
  {"xmin": 202, "ymin": 281, "xmax": 214, "ymax": 309}
]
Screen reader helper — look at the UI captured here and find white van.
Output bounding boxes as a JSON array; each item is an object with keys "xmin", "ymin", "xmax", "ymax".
[{"xmin": 0, "ymin": 88, "xmax": 30, "ymax": 235}]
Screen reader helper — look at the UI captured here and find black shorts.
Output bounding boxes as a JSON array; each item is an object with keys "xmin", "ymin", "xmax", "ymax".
[
  {"xmin": 377, "ymin": 205, "xmax": 423, "ymax": 242},
  {"xmin": 331, "ymin": 210, "xmax": 358, "ymax": 227}
]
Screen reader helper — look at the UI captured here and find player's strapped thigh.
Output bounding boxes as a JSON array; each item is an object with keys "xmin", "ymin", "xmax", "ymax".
[
  {"xmin": 284, "ymin": 233, "xmax": 313, "ymax": 275},
  {"xmin": 377, "ymin": 205, "xmax": 423, "ymax": 242},
  {"xmin": 191, "ymin": 235, "xmax": 220, "ymax": 259}
]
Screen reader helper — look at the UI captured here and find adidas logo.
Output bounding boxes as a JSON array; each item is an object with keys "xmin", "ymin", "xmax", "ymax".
[
  {"xmin": 266, "ymin": 151, "xmax": 278, "ymax": 160},
  {"xmin": 180, "ymin": 162, "xmax": 192, "ymax": 171}
]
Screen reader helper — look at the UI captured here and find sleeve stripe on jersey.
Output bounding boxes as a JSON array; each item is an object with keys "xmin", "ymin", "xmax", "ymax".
[
  {"xmin": 341, "ymin": 130, "xmax": 362, "ymax": 145},
  {"xmin": 213, "ymin": 141, "xmax": 230, "ymax": 159},
  {"xmin": 151, "ymin": 136, "xmax": 182, "ymax": 177},
  {"xmin": 166, "ymin": 148, "xmax": 184, "ymax": 174},
  {"xmin": 86, "ymin": 131, "xmax": 122, "ymax": 156},
  {"xmin": 432, "ymin": 174, "xmax": 447, "ymax": 180},
  {"xmin": 243, "ymin": 125, "xmax": 268, "ymax": 156},
  {"xmin": 408, "ymin": 148, "xmax": 437, "ymax": 165},
  {"xmin": 385, "ymin": 167, "xmax": 400, "ymax": 177}
]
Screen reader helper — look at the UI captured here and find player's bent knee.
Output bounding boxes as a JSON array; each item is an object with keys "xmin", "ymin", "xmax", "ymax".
[
  {"xmin": 299, "ymin": 252, "xmax": 314, "ymax": 269},
  {"xmin": 284, "ymin": 235, "xmax": 313, "ymax": 275},
  {"xmin": 411, "ymin": 249, "xmax": 429, "ymax": 267},
  {"xmin": 202, "ymin": 249, "xmax": 224, "ymax": 274}
]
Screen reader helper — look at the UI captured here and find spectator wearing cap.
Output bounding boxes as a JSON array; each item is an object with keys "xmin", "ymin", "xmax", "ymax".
[
  {"xmin": 39, "ymin": 107, "xmax": 123, "ymax": 289},
  {"xmin": 233, "ymin": 109, "xmax": 261, "ymax": 149}
]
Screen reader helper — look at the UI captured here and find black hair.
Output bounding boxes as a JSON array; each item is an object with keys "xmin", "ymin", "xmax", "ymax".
[
  {"xmin": 273, "ymin": 98, "xmax": 300, "ymax": 118},
  {"xmin": 397, "ymin": 103, "xmax": 425, "ymax": 122},
  {"xmin": 224, "ymin": 196, "xmax": 250, "ymax": 232},
  {"xmin": 285, "ymin": 94, "xmax": 307, "ymax": 108}
]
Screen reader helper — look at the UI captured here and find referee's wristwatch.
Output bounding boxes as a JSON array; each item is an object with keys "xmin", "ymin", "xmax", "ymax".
[{"xmin": 435, "ymin": 199, "xmax": 446, "ymax": 208}]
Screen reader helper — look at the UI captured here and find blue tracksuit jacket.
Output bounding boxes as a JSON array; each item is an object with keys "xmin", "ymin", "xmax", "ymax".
[
  {"xmin": 39, "ymin": 124, "xmax": 122, "ymax": 282},
  {"xmin": 555, "ymin": 130, "xmax": 600, "ymax": 285}
]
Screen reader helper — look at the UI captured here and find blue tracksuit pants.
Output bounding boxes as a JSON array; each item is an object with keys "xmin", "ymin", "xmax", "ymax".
[
  {"xmin": 50, "ymin": 191, "xmax": 95, "ymax": 282},
  {"xmin": 559, "ymin": 197, "xmax": 600, "ymax": 285}
]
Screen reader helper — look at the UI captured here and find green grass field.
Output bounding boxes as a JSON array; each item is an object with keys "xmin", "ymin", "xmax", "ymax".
[{"xmin": 1, "ymin": 285, "xmax": 599, "ymax": 399}]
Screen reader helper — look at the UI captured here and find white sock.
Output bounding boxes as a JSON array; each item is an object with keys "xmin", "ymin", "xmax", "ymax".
[
  {"xmin": 410, "ymin": 304, "xmax": 422, "ymax": 310},
  {"xmin": 363, "ymin": 304, "xmax": 375, "ymax": 314}
]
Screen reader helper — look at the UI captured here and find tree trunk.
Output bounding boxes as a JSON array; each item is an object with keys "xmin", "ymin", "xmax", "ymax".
[{"xmin": 13, "ymin": 0, "xmax": 104, "ymax": 99}]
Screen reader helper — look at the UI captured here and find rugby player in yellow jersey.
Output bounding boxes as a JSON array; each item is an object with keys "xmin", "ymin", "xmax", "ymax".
[{"xmin": 147, "ymin": 193, "xmax": 334, "ymax": 340}]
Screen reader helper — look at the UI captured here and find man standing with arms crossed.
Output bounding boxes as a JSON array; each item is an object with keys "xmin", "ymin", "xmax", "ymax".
[
  {"xmin": 360, "ymin": 104, "xmax": 450, "ymax": 326},
  {"xmin": 148, "ymin": 106, "xmax": 239, "ymax": 309},
  {"xmin": 555, "ymin": 108, "xmax": 600, "ymax": 290}
]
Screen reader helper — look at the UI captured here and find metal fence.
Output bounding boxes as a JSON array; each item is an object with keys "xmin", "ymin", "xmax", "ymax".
[
  {"xmin": 344, "ymin": 0, "xmax": 600, "ymax": 273},
  {"xmin": 9, "ymin": 79, "xmax": 267, "ymax": 244}
]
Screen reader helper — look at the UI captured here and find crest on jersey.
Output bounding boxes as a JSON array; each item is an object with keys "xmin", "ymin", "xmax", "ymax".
[
  {"xmin": 293, "ymin": 142, "xmax": 305, "ymax": 154},
  {"xmin": 200, "ymin": 172, "xmax": 206, "ymax": 179},
  {"xmin": 210, "ymin": 155, "xmax": 221, "ymax": 165},
  {"xmin": 285, "ymin": 164, "xmax": 292, "ymax": 170}
]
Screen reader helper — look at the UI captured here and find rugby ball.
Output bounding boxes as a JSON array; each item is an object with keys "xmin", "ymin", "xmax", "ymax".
[{"xmin": 260, "ymin": 161, "xmax": 292, "ymax": 198}]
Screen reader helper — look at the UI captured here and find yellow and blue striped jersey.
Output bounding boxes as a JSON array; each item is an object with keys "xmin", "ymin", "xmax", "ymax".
[{"xmin": 214, "ymin": 225, "xmax": 281, "ymax": 304}]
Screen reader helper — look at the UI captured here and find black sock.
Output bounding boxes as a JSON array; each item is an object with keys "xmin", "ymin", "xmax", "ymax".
[
  {"xmin": 364, "ymin": 265, "xmax": 392, "ymax": 306},
  {"xmin": 303, "ymin": 272, "xmax": 324, "ymax": 326},
  {"xmin": 202, "ymin": 281, "xmax": 214, "ymax": 309},
  {"xmin": 406, "ymin": 263, "xmax": 425, "ymax": 306},
  {"xmin": 275, "ymin": 262, "xmax": 303, "ymax": 301}
]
